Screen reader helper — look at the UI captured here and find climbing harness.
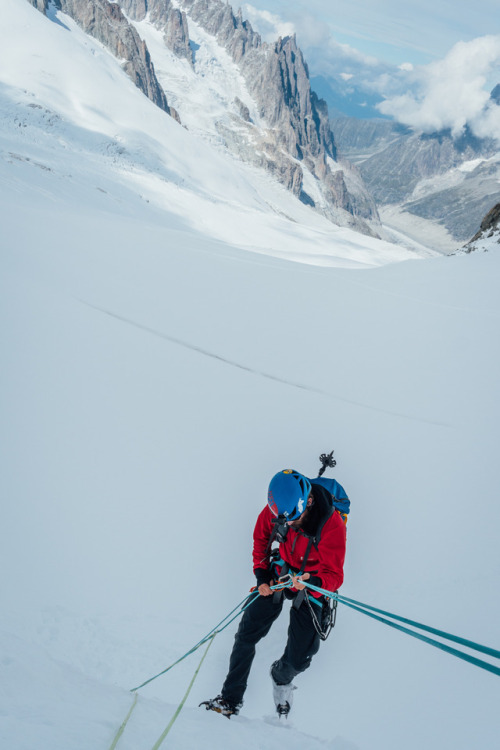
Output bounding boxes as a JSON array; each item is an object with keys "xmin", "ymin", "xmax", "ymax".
[{"xmin": 305, "ymin": 590, "xmax": 337, "ymax": 641}]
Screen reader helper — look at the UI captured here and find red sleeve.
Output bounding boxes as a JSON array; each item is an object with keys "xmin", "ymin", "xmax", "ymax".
[
  {"xmin": 252, "ymin": 506, "xmax": 274, "ymax": 572},
  {"xmin": 315, "ymin": 512, "xmax": 346, "ymax": 592}
]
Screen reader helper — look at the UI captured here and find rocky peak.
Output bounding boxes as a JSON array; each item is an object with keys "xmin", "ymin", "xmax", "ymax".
[{"xmin": 167, "ymin": 0, "xmax": 376, "ymax": 228}]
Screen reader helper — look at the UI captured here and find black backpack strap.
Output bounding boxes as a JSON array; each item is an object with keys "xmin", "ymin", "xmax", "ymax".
[
  {"xmin": 297, "ymin": 537, "xmax": 314, "ymax": 577},
  {"xmin": 292, "ymin": 537, "xmax": 315, "ymax": 609},
  {"xmin": 293, "ymin": 589, "xmax": 306, "ymax": 609}
]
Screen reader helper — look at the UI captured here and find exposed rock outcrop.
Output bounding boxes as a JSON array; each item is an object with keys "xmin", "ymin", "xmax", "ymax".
[
  {"xmin": 28, "ymin": 0, "xmax": 49, "ymax": 13},
  {"xmin": 118, "ymin": 0, "xmax": 148, "ymax": 21},
  {"xmin": 469, "ymin": 202, "xmax": 500, "ymax": 241},
  {"xmin": 162, "ymin": 7, "xmax": 192, "ymax": 64},
  {"xmin": 50, "ymin": 0, "xmax": 180, "ymax": 121},
  {"xmin": 459, "ymin": 203, "xmax": 500, "ymax": 253}
]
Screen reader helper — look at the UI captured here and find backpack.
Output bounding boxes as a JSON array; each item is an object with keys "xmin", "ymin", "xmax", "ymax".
[{"xmin": 310, "ymin": 477, "xmax": 350, "ymax": 525}]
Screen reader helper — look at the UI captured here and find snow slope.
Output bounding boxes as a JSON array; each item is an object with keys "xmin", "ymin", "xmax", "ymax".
[{"xmin": 1, "ymin": 2, "xmax": 499, "ymax": 749}]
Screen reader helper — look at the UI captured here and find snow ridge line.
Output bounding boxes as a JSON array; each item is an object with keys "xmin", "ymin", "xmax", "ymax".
[{"xmin": 79, "ymin": 299, "xmax": 452, "ymax": 427}]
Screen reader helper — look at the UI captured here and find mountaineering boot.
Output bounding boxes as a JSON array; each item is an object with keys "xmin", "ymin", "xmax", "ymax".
[
  {"xmin": 199, "ymin": 695, "xmax": 241, "ymax": 718},
  {"xmin": 270, "ymin": 667, "xmax": 297, "ymax": 719}
]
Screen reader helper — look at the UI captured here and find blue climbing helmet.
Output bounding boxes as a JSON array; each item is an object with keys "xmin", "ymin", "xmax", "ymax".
[{"xmin": 267, "ymin": 470, "xmax": 312, "ymax": 520}]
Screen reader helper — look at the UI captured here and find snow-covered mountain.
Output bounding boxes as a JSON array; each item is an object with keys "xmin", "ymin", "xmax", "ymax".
[
  {"xmin": 1, "ymin": 2, "xmax": 499, "ymax": 750},
  {"xmin": 32, "ymin": 0, "xmax": 383, "ymax": 235},
  {"xmin": 333, "ymin": 114, "xmax": 500, "ymax": 252}
]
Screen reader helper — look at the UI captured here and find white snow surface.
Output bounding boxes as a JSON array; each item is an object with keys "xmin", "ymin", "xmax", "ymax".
[{"xmin": 1, "ymin": 2, "xmax": 500, "ymax": 750}]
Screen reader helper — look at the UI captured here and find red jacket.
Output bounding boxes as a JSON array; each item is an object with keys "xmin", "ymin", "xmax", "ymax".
[{"xmin": 252, "ymin": 505, "xmax": 346, "ymax": 595}]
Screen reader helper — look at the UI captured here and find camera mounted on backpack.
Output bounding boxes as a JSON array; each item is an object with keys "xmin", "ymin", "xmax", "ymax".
[{"xmin": 318, "ymin": 450, "xmax": 336, "ymax": 477}]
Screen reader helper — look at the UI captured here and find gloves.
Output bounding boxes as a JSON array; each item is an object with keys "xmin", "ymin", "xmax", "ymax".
[{"xmin": 254, "ymin": 567, "xmax": 273, "ymax": 587}]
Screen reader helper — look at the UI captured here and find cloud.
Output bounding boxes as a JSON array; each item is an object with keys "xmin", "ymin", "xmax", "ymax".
[
  {"xmin": 378, "ymin": 35, "xmax": 500, "ymax": 140},
  {"xmin": 242, "ymin": 4, "xmax": 295, "ymax": 42}
]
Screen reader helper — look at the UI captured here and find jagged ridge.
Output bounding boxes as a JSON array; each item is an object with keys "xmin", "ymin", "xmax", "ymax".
[{"xmin": 120, "ymin": 0, "xmax": 380, "ymax": 231}]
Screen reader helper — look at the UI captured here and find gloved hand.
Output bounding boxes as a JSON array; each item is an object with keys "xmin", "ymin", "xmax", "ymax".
[
  {"xmin": 258, "ymin": 581, "xmax": 274, "ymax": 596},
  {"xmin": 291, "ymin": 572, "xmax": 310, "ymax": 590}
]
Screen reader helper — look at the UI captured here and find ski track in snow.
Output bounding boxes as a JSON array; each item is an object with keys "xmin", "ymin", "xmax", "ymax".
[{"xmin": 80, "ymin": 299, "xmax": 453, "ymax": 428}]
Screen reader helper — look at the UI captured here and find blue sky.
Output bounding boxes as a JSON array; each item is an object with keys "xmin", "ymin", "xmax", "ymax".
[
  {"xmin": 243, "ymin": 0, "xmax": 499, "ymax": 66},
  {"xmin": 242, "ymin": 2, "xmax": 500, "ymax": 138}
]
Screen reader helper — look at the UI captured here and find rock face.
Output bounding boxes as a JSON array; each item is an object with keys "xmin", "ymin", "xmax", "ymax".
[
  {"xmin": 50, "ymin": 0, "xmax": 179, "ymax": 121},
  {"xmin": 28, "ymin": 0, "xmax": 49, "ymax": 12},
  {"xmin": 162, "ymin": 7, "xmax": 192, "ymax": 65},
  {"xmin": 469, "ymin": 203, "xmax": 500, "ymax": 241},
  {"xmin": 117, "ymin": 0, "xmax": 148, "ymax": 21},
  {"xmin": 460, "ymin": 203, "xmax": 500, "ymax": 253}
]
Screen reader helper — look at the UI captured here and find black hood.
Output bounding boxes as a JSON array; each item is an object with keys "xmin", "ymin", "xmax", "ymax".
[{"xmin": 299, "ymin": 482, "xmax": 333, "ymax": 539}]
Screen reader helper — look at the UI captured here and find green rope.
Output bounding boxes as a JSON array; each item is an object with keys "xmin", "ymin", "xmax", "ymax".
[
  {"xmin": 107, "ymin": 692, "xmax": 138, "ymax": 750},
  {"xmin": 150, "ymin": 633, "xmax": 216, "ymax": 750}
]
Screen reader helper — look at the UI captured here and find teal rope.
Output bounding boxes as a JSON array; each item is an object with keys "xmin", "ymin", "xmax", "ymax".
[
  {"xmin": 130, "ymin": 592, "xmax": 260, "ymax": 692},
  {"xmin": 340, "ymin": 598, "xmax": 500, "ymax": 677},
  {"xmin": 337, "ymin": 593, "xmax": 500, "ymax": 660},
  {"xmin": 300, "ymin": 580, "xmax": 500, "ymax": 677}
]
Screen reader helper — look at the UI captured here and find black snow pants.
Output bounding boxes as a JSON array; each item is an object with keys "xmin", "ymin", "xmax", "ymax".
[{"xmin": 221, "ymin": 590, "xmax": 321, "ymax": 706}]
